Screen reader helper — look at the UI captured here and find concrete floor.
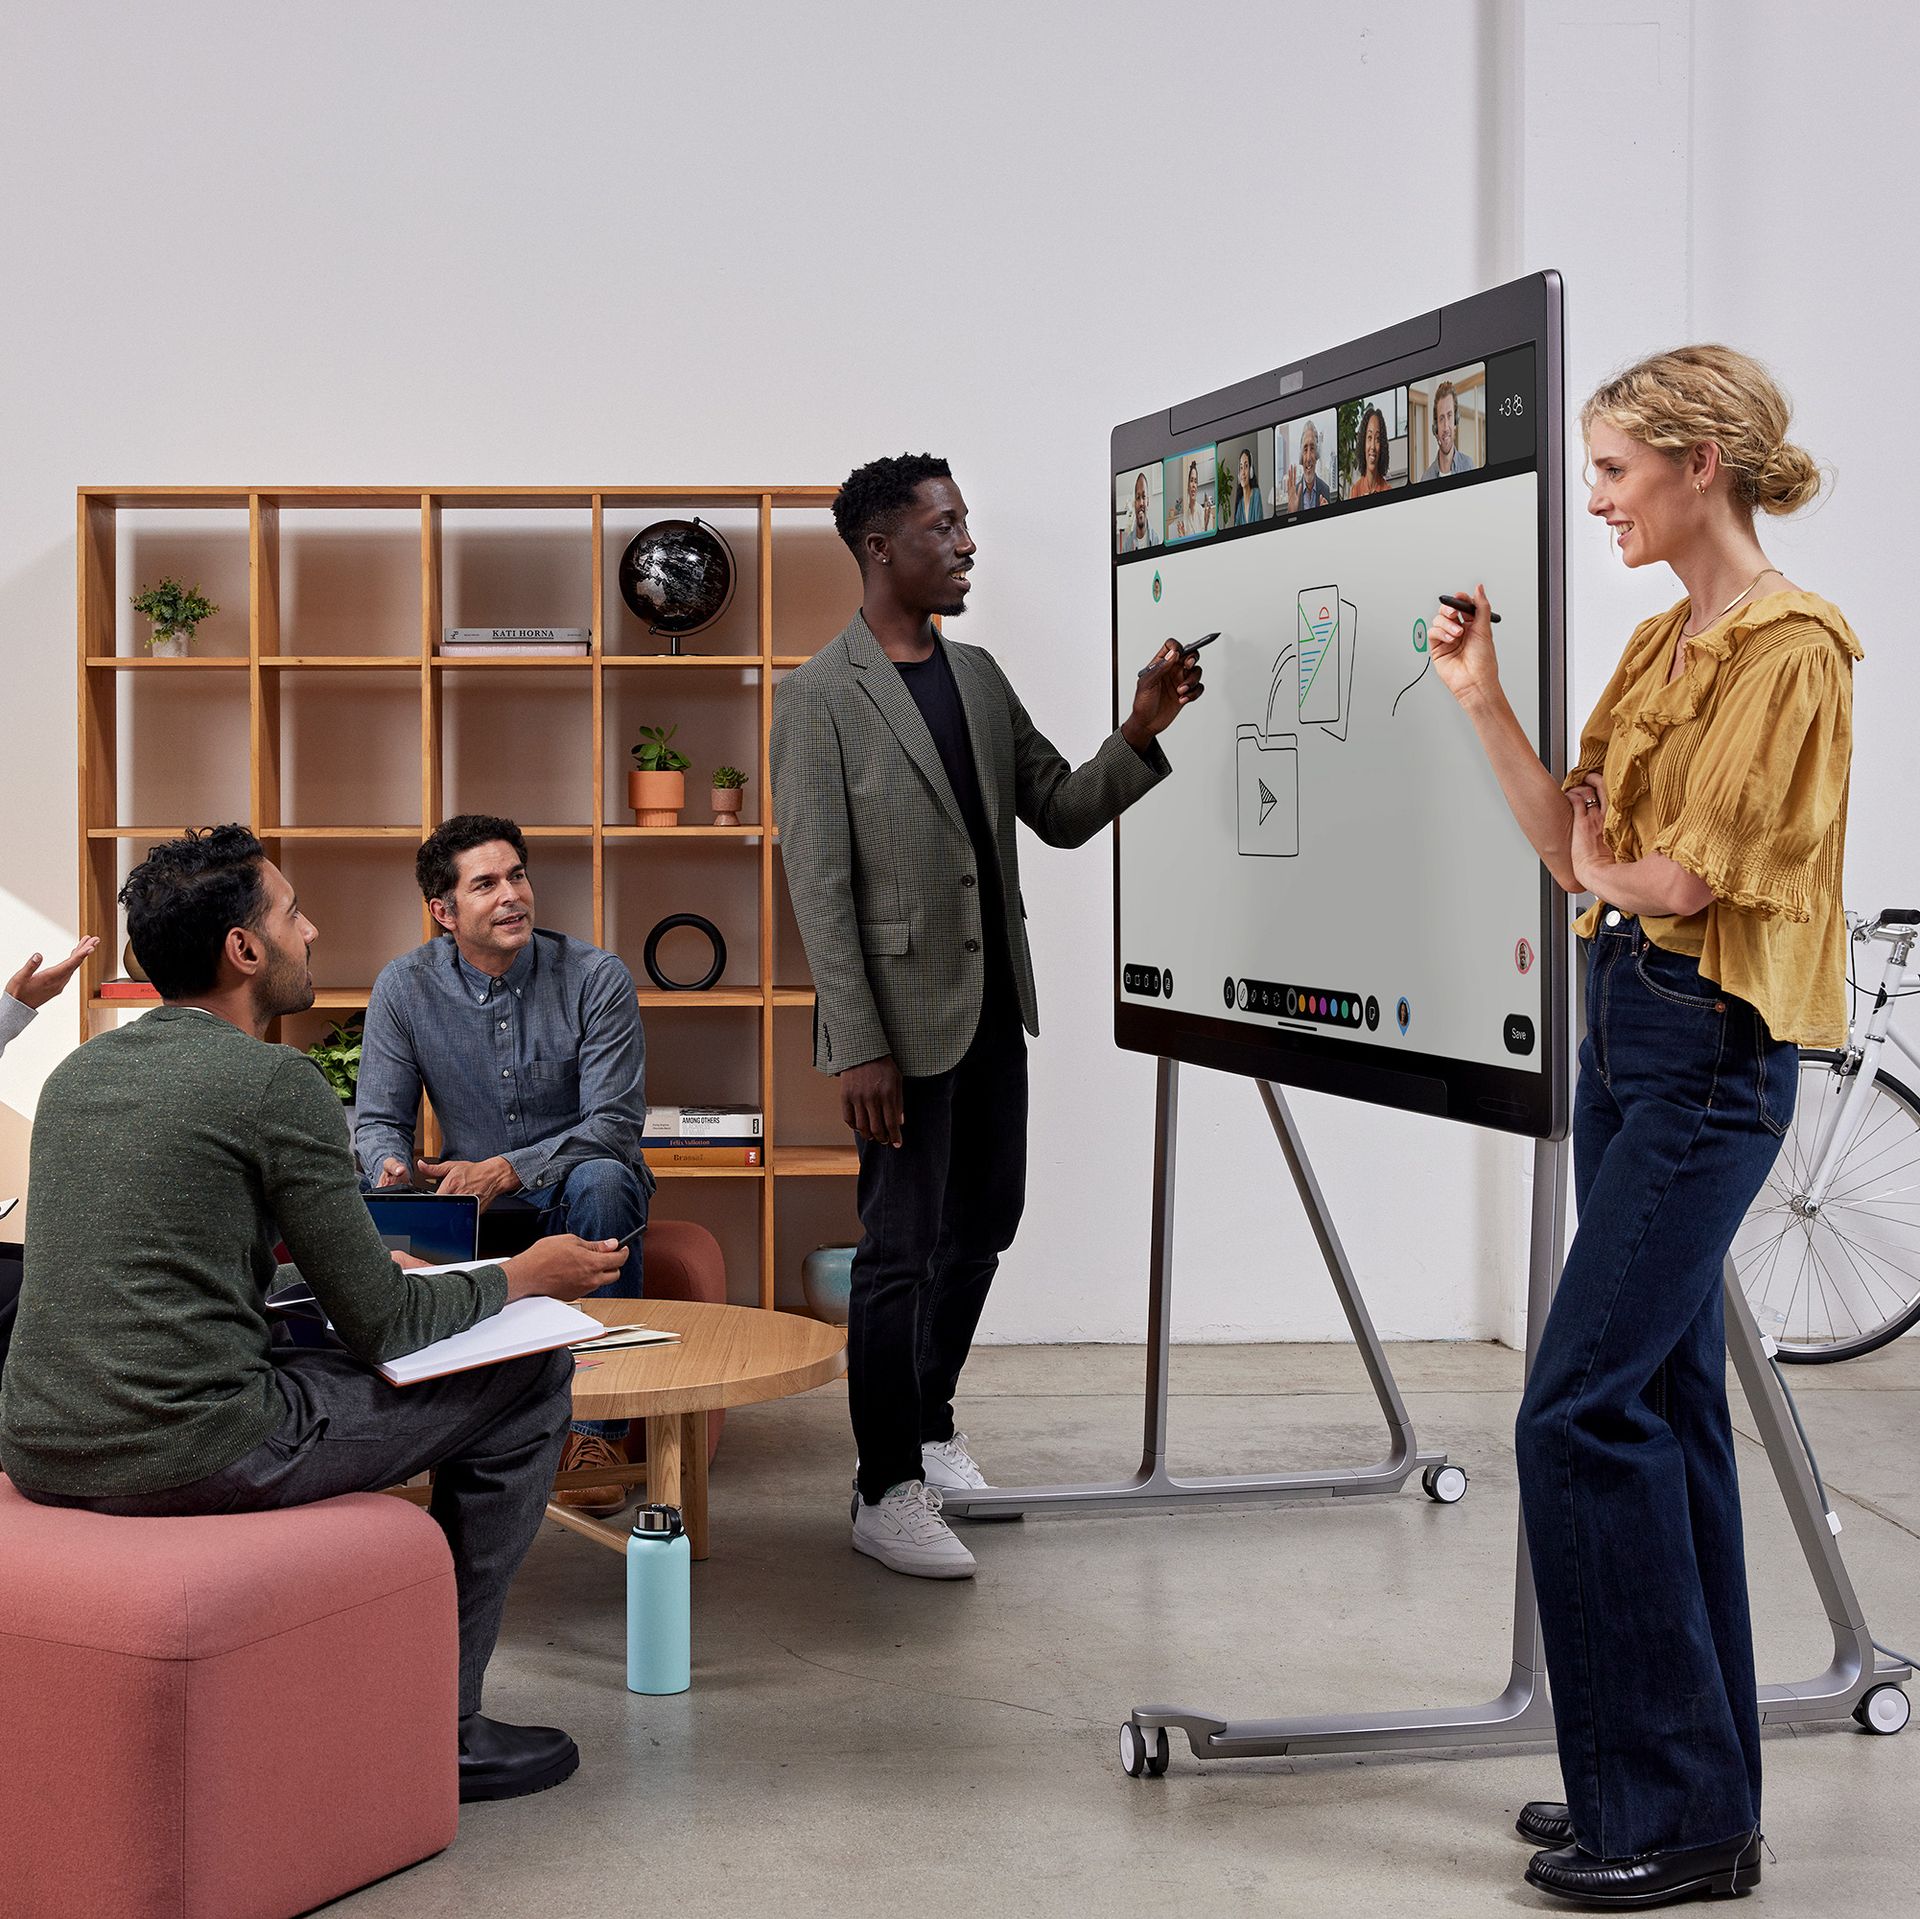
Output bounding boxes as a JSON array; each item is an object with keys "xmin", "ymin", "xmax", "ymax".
[{"xmin": 332, "ymin": 1338, "xmax": 1920, "ymax": 1917}]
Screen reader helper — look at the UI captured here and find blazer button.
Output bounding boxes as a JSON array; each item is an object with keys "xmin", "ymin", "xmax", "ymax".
[
  {"xmin": 964, "ymin": 938, "xmax": 980, "ymax": 953},
  {"xmin": 961, "ymin": 874, "xmax": 976, "ymax": 888}
]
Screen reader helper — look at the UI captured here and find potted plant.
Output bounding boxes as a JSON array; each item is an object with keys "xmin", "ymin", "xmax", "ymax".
[
  {"xmin": 710, "ymin": 764, "xmax": 748, "ymax": 823},
  {"xmin": 131, "ymin": 577, "xmax": 219, "ymax": 658},
  {"xmin": 628, "ymin": 724, "xmax": 692, "ymax": 825},
  {"xmin": 304, "ymin": 1017, "xmax": 364, "ymax": 1134}
]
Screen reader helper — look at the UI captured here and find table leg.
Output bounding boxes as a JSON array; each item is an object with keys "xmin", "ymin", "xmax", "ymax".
[
  {"xmin": 682, "ymin": 1411, "xmax": 709, "ymax": 1561},
  {"xmin": 645, "ymin": 1412, "xmax": 683, "ymax": 1515}
]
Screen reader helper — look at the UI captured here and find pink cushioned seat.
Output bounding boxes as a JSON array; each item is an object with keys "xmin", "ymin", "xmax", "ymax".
[{"xmin": 0, "ymin": 1475, "xmax": 458, "ymax": 1919}]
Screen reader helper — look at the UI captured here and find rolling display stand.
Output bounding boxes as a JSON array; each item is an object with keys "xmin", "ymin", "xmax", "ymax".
[
  {"xmin": 937, "ymin": 1057, "xmax": 1463, "ymax": 1524},
  {"xmin": 1101, "ymin": 1064, "xmax": 1912, "ymax": 1780}
]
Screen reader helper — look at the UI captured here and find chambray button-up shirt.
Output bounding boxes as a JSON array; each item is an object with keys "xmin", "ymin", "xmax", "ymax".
[{"xmin": 352, "ymin": 929, "xmax": 653, "ymax": 1199}]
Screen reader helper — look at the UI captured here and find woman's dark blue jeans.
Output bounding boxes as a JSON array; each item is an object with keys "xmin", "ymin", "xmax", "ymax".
[{"xmin": 1519, "ymin": 914, "xmax": 1797, "ymax": 1860}]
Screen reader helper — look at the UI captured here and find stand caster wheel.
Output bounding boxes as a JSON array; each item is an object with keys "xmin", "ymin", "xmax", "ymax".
[
  {"xmin": 1118, "ymin": 1722, "xmax": 1170, "ymax": 1777},
  {"xmin": 1854, "ymin": 1685, "xmax": 1910, "ymax": 1735},
  {"xmin": 1423, "ymin": 1463, "xmax": 1468, "ymax": 1504}
]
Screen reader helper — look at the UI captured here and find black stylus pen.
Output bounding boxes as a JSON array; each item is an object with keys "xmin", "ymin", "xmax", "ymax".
[
  {"xmin": 1138, "ymin": 631, "xmax": 1219, "ymax": 677},
  {"xmin": 1438, "ymin": 594, "xmax": 1500, "ymax": 624}
]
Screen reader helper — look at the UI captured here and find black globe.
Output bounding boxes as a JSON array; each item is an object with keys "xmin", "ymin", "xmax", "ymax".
[{"xmin": 617, "ymin": 518, "xmax": 736, "ymax": 637}]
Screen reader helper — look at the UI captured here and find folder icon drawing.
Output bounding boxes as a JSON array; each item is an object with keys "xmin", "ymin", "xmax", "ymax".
[{"xmin": 1236, "ymin": 723, "xmax": 1299, "ymax": 857}]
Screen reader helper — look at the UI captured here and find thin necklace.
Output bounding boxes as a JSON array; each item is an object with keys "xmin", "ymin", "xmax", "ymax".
[{"xmin": 1683, "ymin": 566, "xmax": 1778, "ymax": 639}]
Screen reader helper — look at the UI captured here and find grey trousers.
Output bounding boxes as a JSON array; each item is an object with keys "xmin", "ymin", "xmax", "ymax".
[{"xmin": 17, "ymin": 1336, "xmax": 574, "ymax": 1717}]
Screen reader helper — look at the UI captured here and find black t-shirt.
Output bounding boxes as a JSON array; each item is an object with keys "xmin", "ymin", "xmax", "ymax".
[{"xmin": 892, "ymin": 644, "xmax": 1016, "ymax": 1006}]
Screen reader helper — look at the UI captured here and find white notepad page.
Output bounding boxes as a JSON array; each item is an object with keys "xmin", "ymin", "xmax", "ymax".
[{"xmin": 376, "ymin": 1285, "xmax": 605, "ymax": 1386}]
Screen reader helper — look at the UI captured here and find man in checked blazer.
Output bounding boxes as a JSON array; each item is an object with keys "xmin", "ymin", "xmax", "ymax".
[{"xmin": 771, "ymin": 454, "xmax": 1202, "ymax": 1579}]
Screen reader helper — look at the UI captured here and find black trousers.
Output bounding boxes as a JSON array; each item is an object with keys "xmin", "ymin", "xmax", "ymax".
[
  {"xmin": 849, "ymin": 995, "xmax": 1028, "ymax": 1504},
  {"xmin": 17, "ymin": 1332, "xmax": 573, "ymax": 1719},
  {"xmin": 0, "ymin": 1243, "xmax": 20, "ymax": 1384}
]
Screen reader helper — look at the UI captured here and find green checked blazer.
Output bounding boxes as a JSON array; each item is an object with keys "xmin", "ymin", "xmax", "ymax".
[{"xmin": 771, "ymin": 611, "xmax": 1169, "ymax": 1079}]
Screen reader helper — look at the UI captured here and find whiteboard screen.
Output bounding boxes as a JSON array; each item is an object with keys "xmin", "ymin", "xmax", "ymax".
[{"xmin": 1112, "ymin": 275, "xmax": 1568, "ymax": 1137}]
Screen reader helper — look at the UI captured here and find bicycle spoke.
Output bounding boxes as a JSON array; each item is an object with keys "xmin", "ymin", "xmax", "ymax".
[
  {"xmin": 1822, "ymin": 1135, "xmax": 1920, "ymax": 1202},
  {"xmin": 1820, "ymin": 1213, "xmax": 1920, "ymax": 1303}
]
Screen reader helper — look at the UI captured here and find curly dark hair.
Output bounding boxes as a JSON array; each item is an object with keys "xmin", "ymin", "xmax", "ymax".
[
  {"xmin": 416, "ymin": 813, "xmax": 528, "ymax": 903},
  {"xmin": 1359, "ymin": 405, "xmax": 1389, "ymax": 482},
  {"xmin": 832, "ymin": 453, "xmax": 953, "ymax": 562},
  {"xmin": 118, "ymin": 824, "xmax": 269, "ymax": 999}
]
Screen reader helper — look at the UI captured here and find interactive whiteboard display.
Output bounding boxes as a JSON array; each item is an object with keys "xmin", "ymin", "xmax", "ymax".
[{"xmin": 1112, "ymin": 274, "xmax": 1567, "ymax": 1137}]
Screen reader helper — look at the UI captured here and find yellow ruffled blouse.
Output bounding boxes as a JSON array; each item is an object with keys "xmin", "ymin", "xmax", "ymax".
[{"xmin": 1565, "ymin": 589, "xmax": 1862, "ymax": 1048}]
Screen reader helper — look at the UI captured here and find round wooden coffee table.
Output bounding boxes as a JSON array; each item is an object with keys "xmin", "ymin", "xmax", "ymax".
[{"xmin": 546, "ymin": 1300, "xmax": 846, "ymax": 1560}]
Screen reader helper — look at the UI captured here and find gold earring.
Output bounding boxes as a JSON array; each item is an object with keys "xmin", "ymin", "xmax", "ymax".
[{"xmin": 1697, "ymin": 482, "xmax": 1706, "ymax": 494}]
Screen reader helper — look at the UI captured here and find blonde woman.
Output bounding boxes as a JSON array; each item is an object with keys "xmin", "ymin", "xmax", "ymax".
[{"xmin": 1429, "ymin": 346, "xmax": 1855, "ymax": 1908}]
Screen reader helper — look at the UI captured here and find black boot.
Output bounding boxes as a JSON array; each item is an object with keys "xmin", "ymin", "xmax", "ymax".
[
  {"xmin": 1525, "ymin": 1830, "xmax": 1762, "ymax": 1907},
  {"xmin": 458, "ymin": 1713, "xmax": 581, "ymax": 1802}
]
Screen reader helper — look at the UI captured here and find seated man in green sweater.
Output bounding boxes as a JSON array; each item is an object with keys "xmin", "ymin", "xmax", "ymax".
[{"xmin": 0, "ymin": 826, "xmax": 628, "ymax": 1804}]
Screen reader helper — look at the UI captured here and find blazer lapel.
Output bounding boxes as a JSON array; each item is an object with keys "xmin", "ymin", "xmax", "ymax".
[
  {"xmin": 947, "ymin": 641, "xmax": 1009, "ymax": 828},
  {"xmin": 844, "ymin": 612, "xmax": 970, "ymax": 840}
]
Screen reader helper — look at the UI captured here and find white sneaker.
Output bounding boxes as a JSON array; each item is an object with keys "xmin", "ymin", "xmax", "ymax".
[
  {"xmin": 850, "ymin": 1479, "xmax": 977, "ymax": 1579},
  {"xmin": 921, "ymin": 1432, "xmax": 989, "ymax": 1493}
]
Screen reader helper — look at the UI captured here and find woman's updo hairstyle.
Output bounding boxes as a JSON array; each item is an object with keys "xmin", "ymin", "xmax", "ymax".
[{"xmin": 1581, "ymin": 344, "xmax": 1823, "ymax": 516}]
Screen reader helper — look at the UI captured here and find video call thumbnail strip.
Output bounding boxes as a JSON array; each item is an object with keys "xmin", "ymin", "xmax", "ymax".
[{"xmin": 1115, "ymin": 345, "xmax": 1534, "ymax": 556}]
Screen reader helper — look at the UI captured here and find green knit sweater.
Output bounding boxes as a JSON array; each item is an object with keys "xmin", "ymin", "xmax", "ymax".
[{"xmin": 0, "ymin": 1007, "xmax": 507, "ymax": 1496}]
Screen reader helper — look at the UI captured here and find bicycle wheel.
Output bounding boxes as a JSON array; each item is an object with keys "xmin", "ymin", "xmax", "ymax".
[{"xmin": 1735, "ymin": 1049, "xmax": 1920, "ymax": 1361}]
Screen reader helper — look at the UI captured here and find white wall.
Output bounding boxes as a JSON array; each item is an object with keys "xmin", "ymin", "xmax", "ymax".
[{"xmin": 4, "ymin": 2, "xmax": 1914, "ymax": 1343}]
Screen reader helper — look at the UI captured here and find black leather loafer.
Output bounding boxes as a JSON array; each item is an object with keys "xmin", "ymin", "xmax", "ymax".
[
  {"xmin": 457, "ymin": 1713, "xmax": 581, "ymax": 1802},
  {"xmin": 1517, "ymin": 1800, "xmax": 1574, "ymax": 1846},
  {"xmin": 1525, "ymin": 1830, "xmax": 1761, "ymax": 1907}
]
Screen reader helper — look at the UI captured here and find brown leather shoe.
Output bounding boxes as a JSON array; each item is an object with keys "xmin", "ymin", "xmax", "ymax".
[{"xmin": 555, "ymin": 1432, "xmax": 628, "ymax": 1517}]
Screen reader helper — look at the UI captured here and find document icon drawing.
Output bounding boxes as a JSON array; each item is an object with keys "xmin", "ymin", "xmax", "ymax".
[{"xmin": 1298, "ymin": 588, "xmax": 1342, "ymax": 727}]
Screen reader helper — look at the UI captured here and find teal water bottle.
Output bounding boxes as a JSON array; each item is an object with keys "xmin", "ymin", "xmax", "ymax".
[{"xmin": 626, "ymin": 1503, "xmax": 690, "ymax": 1694}]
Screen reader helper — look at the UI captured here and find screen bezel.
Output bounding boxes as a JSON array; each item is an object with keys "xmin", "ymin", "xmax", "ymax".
[{"xmin": 1110, "ymin": 271, "xmax": 1568, "ymax": 1140}]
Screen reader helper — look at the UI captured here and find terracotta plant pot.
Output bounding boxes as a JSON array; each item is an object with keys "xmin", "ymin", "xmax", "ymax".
[
  {"xmin": 629, "ymin": 768, "xmax": 685, "ymax": 826},
  {"xmin": 711, "ymin": 785, "xmax": 744, "ymax": 824}
]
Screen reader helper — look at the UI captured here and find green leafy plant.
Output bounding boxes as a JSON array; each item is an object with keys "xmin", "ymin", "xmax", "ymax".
[
  {"xmin": 305, "ymin": 1017, "xmax": 364, "ymax": 1105},
  {"xmin": 710, "ymin": 764, "xmax": 748, "ymax": 789},
  {"xmin": 630, "ymin": 724, "xmax": 692, "ymax": 772},
  {"xmin": 131, "ymin": 577, "xmax": 219, "ymax": 648}
]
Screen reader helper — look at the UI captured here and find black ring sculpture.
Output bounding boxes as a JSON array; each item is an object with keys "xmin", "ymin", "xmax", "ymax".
[{"xmin": 642, "ymin": 913, "xmax": 727, "ymax": 992}]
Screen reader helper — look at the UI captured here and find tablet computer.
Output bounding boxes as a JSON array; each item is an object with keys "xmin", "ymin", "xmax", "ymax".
[{"xmin": 363, "ymin": 1191, "xmax": 482, "ymax": 1265}]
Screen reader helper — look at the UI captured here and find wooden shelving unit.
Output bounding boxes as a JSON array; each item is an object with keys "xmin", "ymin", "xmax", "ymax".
[{"xmin": 76, "ymin": 486, "xmax": 861, "ymax": 1310}]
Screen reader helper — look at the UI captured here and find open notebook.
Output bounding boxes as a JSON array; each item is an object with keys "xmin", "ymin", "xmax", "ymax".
[{"xmin": 374, "ymin": 1264, "xmax": 676, "ymax": 1386}]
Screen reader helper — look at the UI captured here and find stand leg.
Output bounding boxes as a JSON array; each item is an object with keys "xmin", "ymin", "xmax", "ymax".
[
  {"xmin": 1128, "ymin": 1133, "xmax": 1567, "ymax": 1761},
  {"xmin": 1123, "ymin": 1150, "xmax": 1913, "ymax": 1767},
  {"xmin": 1722, "ymin": 1262, "xmax": 1911, "ymax": 1724},
  {"xmin": 940, "ymin": 1058, "xmax": 1448, "ymax": 1519}
]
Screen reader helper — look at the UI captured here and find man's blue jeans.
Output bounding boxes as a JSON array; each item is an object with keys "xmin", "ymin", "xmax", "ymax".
[
  {"xmin": 497, "ymin": 1158, "xmax": 648, "ymax": 1442},
  {"xmin": 1519, "ymin": 917, "xmax": 1797, "ymax": 1860}
]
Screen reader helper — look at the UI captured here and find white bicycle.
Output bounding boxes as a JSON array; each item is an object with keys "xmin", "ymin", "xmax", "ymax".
[{"xmin": 1736, "ymin": 907, "xmax": 1920, "ymax": 1362}]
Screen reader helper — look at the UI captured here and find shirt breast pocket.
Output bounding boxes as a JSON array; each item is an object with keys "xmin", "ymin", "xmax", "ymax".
[{"xmin": 522, "ymin": 1057, "xmax": 580, "ymax": 1126}]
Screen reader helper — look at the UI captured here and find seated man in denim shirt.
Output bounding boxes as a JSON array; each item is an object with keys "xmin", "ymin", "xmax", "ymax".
[{"xmin": 355, "ymin": 814, "xmax": 653, "ymax": 1515}]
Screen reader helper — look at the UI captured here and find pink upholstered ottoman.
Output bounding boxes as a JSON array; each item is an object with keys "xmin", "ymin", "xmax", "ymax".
[{"xmin": 0, "ymin": 1476, "xmax": 459, "ymax": 1919}]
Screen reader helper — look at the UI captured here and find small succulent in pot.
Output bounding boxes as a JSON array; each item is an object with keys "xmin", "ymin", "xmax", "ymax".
[{"xmin": 710, "ymin": 764, "xmax": 748, "ymax": 822}]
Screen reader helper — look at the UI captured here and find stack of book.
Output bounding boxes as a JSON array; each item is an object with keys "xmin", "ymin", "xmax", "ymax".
[
  {"xmin": 439, "ymin": 627, "xmax": 590, "ymax": 658},
  {"xmin": 642, "ymin": 1105, "xmax": 763, "ymax": 1168}
]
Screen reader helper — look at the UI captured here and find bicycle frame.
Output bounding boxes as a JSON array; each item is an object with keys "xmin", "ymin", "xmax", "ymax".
[{"xmin": 1801, "ymin": 920, "xmax": 1920, "ymax": 1211}]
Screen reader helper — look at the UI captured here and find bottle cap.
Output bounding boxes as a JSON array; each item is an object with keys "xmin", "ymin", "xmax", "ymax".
[{"xmin": 631, "ymin": 1503, "xmax": 685, "ymax": 1540}]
